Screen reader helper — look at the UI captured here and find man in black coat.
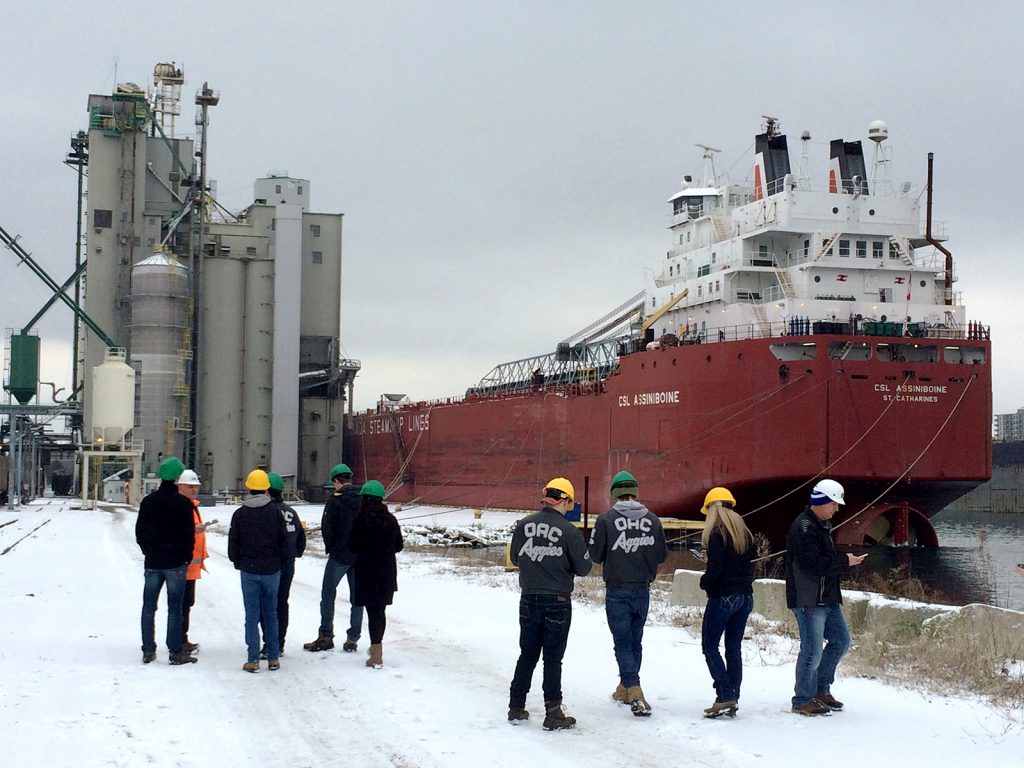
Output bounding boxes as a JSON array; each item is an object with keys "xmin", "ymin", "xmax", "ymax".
[
  {"xmin": 303, "ymin": 463, "xmax": 365, "ymax": 653},
  {"xmin": 785, "ymin": 479, "xmax": 866, "ymax": 715},
  {"xmin": 135, "ymin": 456, "xmax": 196, "ymax": 665},
  {"xmin": 228, "ymin": 469, "xmax": 287, "ymax": 672}
]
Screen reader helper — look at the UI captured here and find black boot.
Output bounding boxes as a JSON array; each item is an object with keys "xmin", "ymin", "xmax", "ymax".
[{"xmin": 542, "ymin": 700, "xmax": 576, "ymax": 730}]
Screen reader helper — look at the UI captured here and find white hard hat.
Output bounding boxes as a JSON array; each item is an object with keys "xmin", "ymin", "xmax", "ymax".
[
  {"xmin": 810, "ymin": 478, "xmax": 845, "ymax": 505},
  {"xmin": 178, "ymin": 469, "xmax": 201, "ymax": 486}
]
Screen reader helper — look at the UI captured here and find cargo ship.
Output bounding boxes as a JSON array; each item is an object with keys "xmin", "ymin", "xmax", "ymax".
[{"xmin": 346, "ymin": 118, "xmax": 992, "ymax": 547}]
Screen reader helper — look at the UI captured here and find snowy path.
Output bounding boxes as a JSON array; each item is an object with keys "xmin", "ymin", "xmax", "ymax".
[{"xmin": 1, "ymin": 501, "xmax": 1020, "ymax": 767}]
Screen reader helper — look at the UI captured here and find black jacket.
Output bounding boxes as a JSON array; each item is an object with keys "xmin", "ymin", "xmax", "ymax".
[
  {"xmin": 135, "ymin": 481, "xmax": 195, "ymax": 570},
  {"xmin": 349, "ymin": 499, "xmax": 404, "ymax": 607},
  {"xmin": 228, "ymin": 494, "xmax": 287, "ymax": 574},
  {"xmin": 785, "ymin": 507, "xmax": 848, "ymax": 608},
  {"xmin": 510, "ymin": 507, "xmax": 592, "ymax": 596},
  {"xmin": 269, "ymin": 493, "xmax": 306, "ymax": 560},
  {"xmin": 321, "ymin": 484, "xmax": 361, "ymax": 564},
  {"xmin": 699, "ymin": 527, "xmax": 754, "ymax": 597}
]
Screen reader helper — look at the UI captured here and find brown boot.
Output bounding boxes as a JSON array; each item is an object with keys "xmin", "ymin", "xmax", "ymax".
[
  {"xmin": 365, "ymin": 643, "xmax": 383, "ymax": 669},
  {"xmin": 626, "ymin": 685, "xmax": 652, "ymax": 717},
  {"xmin": 303, "ymin": 632, "xmax": 334, "ymax": 652},
  {"xmin": 612, "ymin": 683, "xmax": 628, "ymax": 703},
  {"xmin": 542, "ymin": 700, "xmax": 576, "ymax": 730}
]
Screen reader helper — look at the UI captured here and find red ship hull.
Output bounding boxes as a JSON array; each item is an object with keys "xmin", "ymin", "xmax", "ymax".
[{"xmin": 346, "ymin": 334, "xmax": 992, "ymax": 546}]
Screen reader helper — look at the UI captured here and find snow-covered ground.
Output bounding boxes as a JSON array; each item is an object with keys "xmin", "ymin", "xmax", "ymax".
[{"xmin": 2, "ymin": 499, "xmax": 1021, "ymax": 767}]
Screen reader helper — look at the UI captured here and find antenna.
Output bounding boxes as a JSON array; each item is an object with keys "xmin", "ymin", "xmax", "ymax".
[
  {"xmin": 868, "ymin": 120, "xmax": 891, "ymax": 193},
  {"xmin": 694, "ymin": 144, "xmax": 722, "ymax": 187},
  {"xmin": 762, "ymin": 115, "xmax": 781, "ymax": 137}
]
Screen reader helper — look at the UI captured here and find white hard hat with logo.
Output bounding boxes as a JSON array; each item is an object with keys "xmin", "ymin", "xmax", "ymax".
[{"xmin": 178, "ymin": 469, "xmax": 201, "ymax": 486}]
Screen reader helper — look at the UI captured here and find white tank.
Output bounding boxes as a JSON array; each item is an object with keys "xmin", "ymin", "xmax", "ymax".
[{"xmin": 91, "ymin": 348, "xmax": 136, "ymax": 446}]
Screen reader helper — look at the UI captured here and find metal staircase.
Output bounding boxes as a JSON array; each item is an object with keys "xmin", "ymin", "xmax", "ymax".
[
  {"xmin": 750, "ymin": 302, "xmax": 772, "ymax": 338},
  {"xmin": 889, "ymin": 236, "xmax": 915, "ymax": 266},
  {"xmin": 815, "ymin": 232, "xmax": 842, "ymax": 261},
  {"xmin": 774, "ymin": 267, "xmax": 796, "ymax": 299}
]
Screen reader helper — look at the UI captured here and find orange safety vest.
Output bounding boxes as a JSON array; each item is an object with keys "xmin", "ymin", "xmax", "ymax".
[{"xmin": 187, "ymin": 499, "xmax": 208, "ymax": 580}]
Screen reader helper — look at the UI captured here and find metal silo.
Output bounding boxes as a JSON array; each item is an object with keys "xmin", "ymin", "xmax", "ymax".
[
  {"xmin": 5, "ymin": 332, "xmax": 40, "ymax": 405},
  {"xmin": 129, "ymin": 251, "xmax": 191, "ymax": 468},
  {"xmin": 91, "ymin": 348, "xmax": 136, "ymax": 445}
]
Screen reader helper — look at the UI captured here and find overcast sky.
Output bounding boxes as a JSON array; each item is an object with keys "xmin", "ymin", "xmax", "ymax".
[{"xmin": 2, "ymin": 1, "xmax": 1021, "ymax": 415}]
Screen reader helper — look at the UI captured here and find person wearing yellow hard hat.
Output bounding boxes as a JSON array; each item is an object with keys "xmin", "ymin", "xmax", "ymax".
[
  {"xmin": 588, "ymin": 471, "xmax": 666, "ymax": 717},
  {"xmin": 228, "ymin": 469, "xmax": 287, "ymax": 673},
  {"xmin": 697, "ymin": 487, "xmax": 753, "ymax": 718},
  {"xmin": 507, "ymin": 477, "xmax": 592, "ymax": 731}
]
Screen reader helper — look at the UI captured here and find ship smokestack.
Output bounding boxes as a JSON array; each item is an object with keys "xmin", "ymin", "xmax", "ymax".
[
  {"xmin": 829, "ymin": 139, "xmax": 869, "ymax": 195},
  {"xmin": 753, "ymin": 123, "xmax": 791, "ymax": 199}
]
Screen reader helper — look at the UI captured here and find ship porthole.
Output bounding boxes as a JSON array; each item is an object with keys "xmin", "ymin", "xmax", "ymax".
[
  {"xmin": 672, "ymin": 358, "xmax": 677, "ymax": 366},
  {"xmin": 920, "ymin": 280, "xmax": 926, "ymax": 287},
  {"xmin": 738, "ymin": 353, "xmax": 744, "ymax": 360},
  {"xmin": 869, "ymin": 209, "xmax": 875, "ymax": 216},
  {"xmin": 814, "ymin": 275, "xmax": 821, "ymax": 283},
  {"xmin": 706, "ymin": 355, "xmax": 712, "ymax": 362},
  {"xmin": 832, "ymin": 207, "xmax": 839, "ymax": 214}
]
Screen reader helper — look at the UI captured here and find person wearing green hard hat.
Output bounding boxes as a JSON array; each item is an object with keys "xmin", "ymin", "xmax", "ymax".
[
  {"xmin": 587, "ymin": 470, "xmax": 666, "ymax": 718},
  {"xmin": 258, "ymin": 472, "xmax": 306, "ymax": 657},
  {"xmin": 135, "ymin": 456, "xmax": 197, "ymax": 666},
  {"xmin": 348, "ymin": 479, "xmax": 404, "ymax": 669},
  {"xmin": 303, "ymin": 463, "xmax": 365, "ymax": 653}
]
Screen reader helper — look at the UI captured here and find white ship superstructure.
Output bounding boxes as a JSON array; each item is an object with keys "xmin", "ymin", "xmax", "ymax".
[{"xmin": 646, "ymin": 118, "xmax": 970, "ymax": 352}]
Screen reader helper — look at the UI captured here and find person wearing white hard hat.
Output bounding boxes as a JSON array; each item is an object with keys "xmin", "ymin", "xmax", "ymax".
[
  {"xmin": 178, "ymin": 469, "xmax": 208, "ymax": 655},
  {"xmin": 784, "ymin": 478, "xmax": 867, "ymax": 716}
]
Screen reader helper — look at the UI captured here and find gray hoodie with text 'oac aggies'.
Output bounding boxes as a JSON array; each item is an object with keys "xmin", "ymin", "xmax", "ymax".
[{"xmin": 588, "ymin": 499, "xmax": 667, "ymax": 588}]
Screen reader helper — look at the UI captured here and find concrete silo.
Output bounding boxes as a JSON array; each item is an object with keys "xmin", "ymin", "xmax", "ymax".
[{"xmin": 129, "ymin": 251, "xmax": 191, "ymax": 471}]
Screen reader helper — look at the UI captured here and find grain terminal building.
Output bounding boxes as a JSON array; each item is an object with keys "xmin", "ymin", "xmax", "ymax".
[{"xmin": 80, "ymin": 65, "xmax": 357, "ymax": 501}]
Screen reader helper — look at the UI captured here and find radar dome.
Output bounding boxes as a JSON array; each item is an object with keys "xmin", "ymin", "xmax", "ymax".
[{"xmin": 868, "ymin": 120, "xmax": 889, "ymax": 143}]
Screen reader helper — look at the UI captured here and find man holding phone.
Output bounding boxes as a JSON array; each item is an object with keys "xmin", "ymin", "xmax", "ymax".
[{"xmin": 785, "ymin": 479, "xmax": 866, "ymax": 716}]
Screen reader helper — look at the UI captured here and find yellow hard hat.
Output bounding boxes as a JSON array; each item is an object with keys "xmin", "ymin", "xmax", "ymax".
[
  {"xmin": 543, "ymin": 477, "xmax": 575, "ymax": 504},
  {"xmin": 245, "ymin": 469, "xmax": 271, "ymax": 491},
  {"xmin": 701, "ymin": 486, "xmax": 736, "ymax": 515}
]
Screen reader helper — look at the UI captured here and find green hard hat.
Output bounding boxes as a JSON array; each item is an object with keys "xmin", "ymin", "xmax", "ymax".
[
  {"xmin": 268, "ymin": 472, "xmax": 284, "ymax": 491},
  {"xmin": 330, "ymin": 463, "xmax": 353, "ymax": 481},
  {"xmin": 360, "ymin": 479, "xmax": 386, "ymax": 498},
  {"xmin": 159, "ymin": 456, "xmax": 186, "ymax": 481},
  {"xmin": 610, "ymin": 470, "xmax": 639, "ymax": 498}
]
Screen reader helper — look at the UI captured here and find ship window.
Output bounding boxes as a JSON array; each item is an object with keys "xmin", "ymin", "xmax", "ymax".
[
  {"xmin": 697, "ymin": 264, "xmax": 710, "ymax": 277},
  {"xmin": 711, "ymin": 252, "xmax": 717, "ymax": 264},
  {"xmin": 839, "ymin": 239, "xmax": 850, "ymax": 257},
  {"xmin": 298, "ymin": 185, "xmax": 304, "ymax": 195},
  {"xmin": 770, "ymin": 342, "xmax": 817, "ymax": 361},
  {"xmin": 687, "ymin": 231, "xmax": 692, "ymax": 242},
  {"xmin": 829, "ymin": 341, "xmax": 871, "ymax": 360},
  {"xmin": 275, "ymin": 184, "xmax": 282, "ymax": 194},
  {"xmin": 698, "ymin": 285, "xmax": 703, "ymax": 297},
  {"xmin": 715, "ymin": 280, "xmax": 720, "ymax": 293},
  {"xmin": 311, "ymin": 250, "xmax": 323, "ymax": 264},
  {"xmin": 310, "ymin": 224, "xmax": 321, "ymax": 237},
  {"xmin": 889, "ymin": 242, "xmax": 899, "ymax": 259},
  {"xmin": 856, "ymin": 240, "xmax": 867, "ymax": 258},
  {"xmin": 804, "ymin": 239, "xmax": 810, "ymax": 256},
  {"xmin": 943, "ymin": 345, "xmax": 987, "ymax": 364},
  {"xmin": 872, "ymin": 241, "xmax": 884, "ymax": 259}
]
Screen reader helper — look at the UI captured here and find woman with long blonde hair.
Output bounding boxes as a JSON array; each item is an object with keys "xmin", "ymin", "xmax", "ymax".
[{"xmin": 698, "ymin": 487, "xmax": 754, "ymax": 717}]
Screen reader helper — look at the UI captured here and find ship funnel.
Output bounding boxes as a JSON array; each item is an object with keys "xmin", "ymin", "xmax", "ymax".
[
  {"xmin": 753, "ymin": 130, "xmax": 791, "ymax": 200},
  {"xmin": 828, "ymin": 139, "xmax": 869, "ymax": 195}
]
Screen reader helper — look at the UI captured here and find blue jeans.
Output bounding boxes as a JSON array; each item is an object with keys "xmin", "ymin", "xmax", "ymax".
[
  {"xmin": 509, "ymin": 594, "xmax": 572, "ymax": 707},
  {"xmin": 605, "ymin": 587, "xmax": 650, "ymax": 688},
  {"xmin": 701, "ymin": 593, "xmax": 753, "ymax": 702},
  {"xmin": 319, "ymin": 557, "xmax": 363, "ymax": 642},
  {"xmin": 792, "ymin": 604, "xmax": 851, "ymax": 707},
  {"xmin": 141, "ymin": 564, "xmax": 188, "ymax": 654},
  {"xmin": 260, "ymin": 557, "xmax": 296, "ymax": 648},
  {"xmin": 241, "ymin": 571, "xmax": 280, "ymax": 663}
]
